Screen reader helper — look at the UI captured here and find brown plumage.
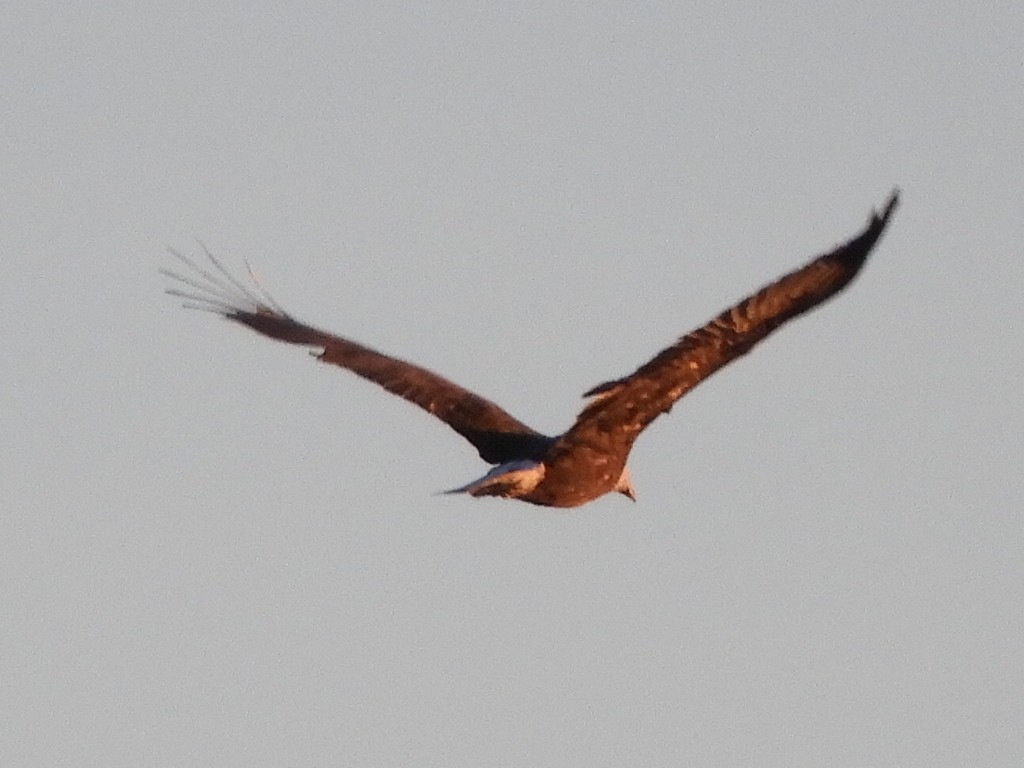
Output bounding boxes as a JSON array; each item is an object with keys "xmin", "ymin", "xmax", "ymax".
[{"xmin": 163, "ymin": 190, "xmax": 899, "ymax": 507}]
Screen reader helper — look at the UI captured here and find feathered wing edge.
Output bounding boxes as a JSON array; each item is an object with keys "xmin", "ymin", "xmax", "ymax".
[
  {"xmin": 162, "ymin": 246, "xmax": 553, "ymax": 464},
  {"xmin": 548, "ymin": 189, "xmax": 901, "ymax": 466}
]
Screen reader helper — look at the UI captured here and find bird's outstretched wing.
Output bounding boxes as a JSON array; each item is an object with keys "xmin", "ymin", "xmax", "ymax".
[
  {"xmin": 548, "ymin": 190, "xmax": 900, "ymax": 467},
  {"xmin": 161, "ymin": 248, "xmax": 552, "ymax": 464}
]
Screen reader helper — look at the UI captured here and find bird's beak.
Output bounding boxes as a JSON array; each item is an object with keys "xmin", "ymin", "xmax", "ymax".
[{"xmin": 615, "ymin": 467, "xmax": 636, "ymax": 502}]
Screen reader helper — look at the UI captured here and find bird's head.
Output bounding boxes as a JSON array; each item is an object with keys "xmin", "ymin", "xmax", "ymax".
[{"xmin": 615, "ymin": 466, "xmax": 636, "ymax": 503}]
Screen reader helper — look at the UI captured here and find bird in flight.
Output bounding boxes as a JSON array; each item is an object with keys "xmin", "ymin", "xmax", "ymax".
[{"xmin": 163, "ymin": 190, "xmax": 898, "ymax": 508}]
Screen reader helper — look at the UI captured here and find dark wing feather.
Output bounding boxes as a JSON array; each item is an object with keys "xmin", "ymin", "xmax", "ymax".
[
  {"xmin": 162, "ymin": 248, "xmax": 552, "ymax": 464},
  {"xmin": 550, "ymin": 190, "xmax": 900, "ymax": 465}
]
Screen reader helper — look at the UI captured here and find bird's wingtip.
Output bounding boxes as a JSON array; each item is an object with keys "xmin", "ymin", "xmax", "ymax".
[{"xmin": 879, "ymin": 188, "xmax": 900, "ymax": 223}]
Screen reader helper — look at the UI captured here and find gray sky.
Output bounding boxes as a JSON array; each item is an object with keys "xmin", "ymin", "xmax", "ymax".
[{"xmin": 3, "ymin": 2, "xmax": 1022, "ymax": 765}]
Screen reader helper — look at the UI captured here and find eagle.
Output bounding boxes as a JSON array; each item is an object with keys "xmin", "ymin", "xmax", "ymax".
[{"xmin": 163, "ymin": 191, "xmax": 898, "ymax": 507}]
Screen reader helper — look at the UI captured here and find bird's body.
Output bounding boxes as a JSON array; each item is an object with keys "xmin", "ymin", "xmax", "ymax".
[{"xmin": 163, "ymin": 191, "xmax": 898, "ymax": 507}]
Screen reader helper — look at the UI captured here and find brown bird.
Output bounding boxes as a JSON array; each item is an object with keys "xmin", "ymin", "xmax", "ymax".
[{"xmin": 163, "ymin": 190, "xmax": 899, "ymax": 507}]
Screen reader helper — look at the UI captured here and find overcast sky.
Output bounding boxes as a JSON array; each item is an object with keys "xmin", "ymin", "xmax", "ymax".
[{"xmin": 3, "ymin": 2, "xmax": 1022, "ymax": 765}]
